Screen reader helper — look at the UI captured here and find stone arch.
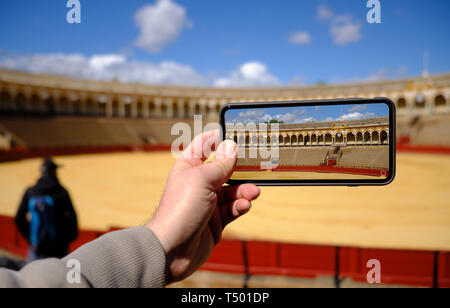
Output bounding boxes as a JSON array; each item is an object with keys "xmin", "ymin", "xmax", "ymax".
[
  {"xmin": 304, "ymin": 134, "xmax": 310, "ymax": 146},
  {"xmin": 364, "ymin": 131, "xmax": 371, "ymax": 144},
  {"xmin": 397, "ymin": 97, "xmax": 407, "ymax": 109},
  {"xmin": 15, "ymin": 92, "xmax": 27, "ymax": 114},
  {"xmin": 434, "ymin": 94, "xmax": 446, "ymax": 108},
  {"xmin": 172, "ymin": 101, "xmax": 179, "ymax": 118},
  {"xmin": 298, "ymin": 134, "xmax": 304, "ymax": 146},
  {"xmin": 98, "ymin": 101, "xmax": 107, "ymax": 116},
  {"xmin": 271, "ymin": 134, "xmax": 278, "ymax": 146},
  {"xmin": 380, "ymin": 130, "xmax": 388, "ymax": 144},
  {"xmin": 238, "ymin": 135, "xmax": 245, "ymax": 146},
  {"xmin": 372, "ymin": 131, "xmax": 380, "ymax": 145},
  {"xmin": 291, "ymin": 135, "xmax": 297, "ymax": 146},
  {"xmin": 136, "ymin": 100, "xmax": 144, "ymax": 118},
  {"xmin": 243, "ymin": 135, "xmax": 249, "ymax": 146},
  {"xmin": 30, "ymin": 94, "xmax": 41, "ymax": 114},
  {"xmin": 73, "ymin": 99, "xmax": 82, "ymax": 116},
  {"xmin": 347, "ymin": 132, "xmax": 356, "ymax": 146},
  {"xmin": 85, "ymin": 98, "xmax": 96, "ymax": 116},
  {"xmin": 310, "ymin": 134, "xmax": 317, "ymax": 145},
  {"xmin": 252, "ymin": 135, "xmax": 258, "ymax": 146},
  {"xmin": 112, "ymin": 99, "xmax": 120, "ymax": 117},
  {"xmin": 148, "ymin": 101, "xmax": 155, "ymax": 117},
  {"xmin": 356, "ymin": 132, "xmax": 364, "ymax": 145},
  {"xmin": 324, "ymin": 133, "xmax": 332, "ymax": 145},
  {"xmin": 59, "ymin": 96, "xmax": 70, "ymax": 115},
  {"xmin": 318, "ymin": 134, "xmax": 324, "ymax": 145},
  {"xmin": 194, "ymin": 104, "xmax": 201, "ymax": 115},
  {"xmin": 0, "ymin": 90, "xmax": 13, "ymax": 112},
  {"xmin": 335, "ymin": 132, "xmax": 344, "ymax": 144},
  {"xmin": 44, "ymin": 96, "xmax": 56, "ymax": 115},
  {"xmin": 205, "ymin": 104, "xmax": 213, "ymax": 118},
  {"xmin": 161, "ymin": 103, "xmax": 168, "ymax": 118},
  {"xmin": 414, "ymin": 94, "xmax": 426, "ymax": 109},
  {"xmin": 124, "ymin": 102, "xmax": 132, "ymax": 117}
]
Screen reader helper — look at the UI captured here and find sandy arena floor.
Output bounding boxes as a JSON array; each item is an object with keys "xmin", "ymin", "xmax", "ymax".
[
  {"xmin": 231, "ymin": 170, "xmax": 383, "ymax": 180},
  {"xmin": 0, "ymin": 151, "xmax": 449, "ymax": 251}
]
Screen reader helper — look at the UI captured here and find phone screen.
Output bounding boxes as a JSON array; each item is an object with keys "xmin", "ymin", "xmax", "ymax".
[{"xmin": 221, "ymin": 99, "xmax": 395, "ymax": 185}]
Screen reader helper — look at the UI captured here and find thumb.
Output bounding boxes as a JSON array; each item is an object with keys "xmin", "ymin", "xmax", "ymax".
[{"xmin": 200, "ymin": 140, "xmax": 237, "ymax": 189}]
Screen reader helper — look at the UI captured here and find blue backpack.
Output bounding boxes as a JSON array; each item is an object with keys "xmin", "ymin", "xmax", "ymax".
[{"xmin": 28, "ymin": 196, "xmax": 56, "ymax": 252}]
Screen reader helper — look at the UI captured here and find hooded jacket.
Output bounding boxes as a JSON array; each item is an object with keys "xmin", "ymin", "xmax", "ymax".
[{"xmin": 15, "ymin": 172, "xmax": 78, "ymax": 258}]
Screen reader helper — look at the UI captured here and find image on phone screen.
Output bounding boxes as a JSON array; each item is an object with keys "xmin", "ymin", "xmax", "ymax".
[{"xmin": 224, "ymin": 101, "xmax": 390, "ymax": 181}]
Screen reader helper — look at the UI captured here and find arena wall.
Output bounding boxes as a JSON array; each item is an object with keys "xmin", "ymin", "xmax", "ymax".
[{"xmin": 0, "ymin": 214, "xmax": 448, "ymax": 288}]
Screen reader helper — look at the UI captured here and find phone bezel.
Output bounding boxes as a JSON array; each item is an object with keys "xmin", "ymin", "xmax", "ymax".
[{"xmin": 220, "ymin": 98, "xmax": 396, "ymax": 186}]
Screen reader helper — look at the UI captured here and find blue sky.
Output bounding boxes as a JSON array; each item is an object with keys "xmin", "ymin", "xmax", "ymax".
[
  {"xmin": 0, "ymin": 0, "xmax": 449, "ymax": 86},
  {"xmin": 225, "ymin": 103, "xmax": 389, "ymax": 124}
]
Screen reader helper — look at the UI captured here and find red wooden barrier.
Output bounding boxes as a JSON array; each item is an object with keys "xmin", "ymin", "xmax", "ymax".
[
  {"xmin": 69, "ymin": 230, "xmax": 103, "ymax": 252},
  {"xmin": 235, "ymin": 165, "xmax": 388, "ymax": 177},
  {"xmin": 278, "ymin": 243, "xmax": 336, "ymax": 278},
  {"xmin": 340, "ymin": 247, "xmax": 436, "ymax": 287},
  {"xmin": 201, "ymin": 240, "xmax": 245, "ymax": 273},
  {"xmin": 438, "ymin": 252, "xmax": 450, "ymax": 288},
  {"xmin": 1, "ymin": 214, "xmax": 449, "ymax": 287},
  {"xmin": 246, "ymin": 242, "xmax": 279, "ymax": 276}
]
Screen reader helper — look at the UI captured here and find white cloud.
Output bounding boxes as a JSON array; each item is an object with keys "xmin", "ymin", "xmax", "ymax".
[
  {"xmin": 317, "ymin": 4, "xmax": 334, "ymax": 21},
  {"xmin": 338, "ymin": 112, "xmax": 375, "ymax": 121},
  {"xmin": 272, "ymin": 112, "xmax": 299, "ymax": 123},
  {"xmin": 213, "ymin": 61, "xmax": 280, "ymax": 87},
  {"xmin": 348, "ymin": 104, "xmax": 368, "ymax": 112},
  {"xmin": 317, "ymin": 4, "xmax": 362, "ymax": 46},
  {"xmin": 0, "ymin": 53, "xmax": 207, "ymax": 86},
  {"xmin": 231, "ymin": 109, "xmax": 268, "ymax": 124},
  {"xmin": 330, "ymin": 15, "xmax": 362, "ymax": 45},
  {"xmin": 289, "ymin": 32, "xmax": 311, "ymax": 45},
  {"xmin": 134, "ymin": 0, "xmax": 192, "ymax": 54},
  {"xmin": 89, "ymin": 54, "xmax": 126, "ymax": 70},
  {"xmin": 229, "ymin": 108, "xmax": 308, "ymax": 124},
  {"xmin": 300, "ymin": 117, "xmax": 316, "ymax": 123}
]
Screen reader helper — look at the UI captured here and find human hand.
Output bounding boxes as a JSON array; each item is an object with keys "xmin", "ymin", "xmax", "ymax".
[{"xmin": 146, "ymin": 129, "xmax": 261, "ymax": 284}]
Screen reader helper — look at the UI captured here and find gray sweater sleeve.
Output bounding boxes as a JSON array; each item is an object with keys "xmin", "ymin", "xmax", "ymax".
[{"xmin": 0, "ymin": 226, "xmax": 167, "ymax": 288}]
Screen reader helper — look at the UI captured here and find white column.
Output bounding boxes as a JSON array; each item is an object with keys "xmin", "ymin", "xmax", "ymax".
[
  {"xmin": 165, "ymin": 98, "xmax": 173, "ymax": 119},
  {"xmin": 118, "ymin": 99, "xmax": 126, "ymax": 118},
  {"xmin": 199, "ymin": 99, "xmax": 207, "ymax": 118},
  {"xmin": 177, "ymin": 98, "xmax": 185, "ymax": 119},
  {"xmin": 142, "ymin": 98, "xmax": 150, "ymax": 119},
  {"xmin": 131, "ymin": 97, "xmax": 138, "ymax": 118},
  {"xmin": 189, "ymin": 99, "xmax": 197, "ymax": 118},
  {"xmin": 106, "ymin": 96, "xmax": 113, "ymax": 117},
  {"xmin": 153, "ymin": 97, "xmax": 162, "ymax": 118}
]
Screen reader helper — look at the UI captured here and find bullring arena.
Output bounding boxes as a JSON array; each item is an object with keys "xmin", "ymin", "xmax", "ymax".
[
  {"xmin": 226, "ymin": 117, "xmax": 390, "ymax": 180},
  {"xmin": 0, "ymin": 69, "xmax": 450, "ymax": 287}
]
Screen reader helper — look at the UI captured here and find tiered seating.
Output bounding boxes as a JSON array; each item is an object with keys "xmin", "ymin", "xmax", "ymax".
[
  {"xmin": 337, "ymin": 146, "xmax": 389, "ymax": 169},
  {"xmin": 236, "ymin": 147, "xmax": 331, "ymax": 167},
  {"xmin": 0, "ymin": 117, "xmax": 189, "ymax": 148},
  {"xmin": 278, "ymin": 147, "xmax": 330, "ymax": 166}
]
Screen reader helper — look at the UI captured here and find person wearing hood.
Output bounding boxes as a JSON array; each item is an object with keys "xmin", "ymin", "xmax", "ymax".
[{"xmin": 15, "ymin": 158, "xmax": 78, "ymax": 261}]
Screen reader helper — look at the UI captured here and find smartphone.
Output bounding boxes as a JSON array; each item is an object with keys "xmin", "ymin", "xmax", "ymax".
[{"xmin": 220, "ymin": 98, "xmax": 396, "ymax": 186}]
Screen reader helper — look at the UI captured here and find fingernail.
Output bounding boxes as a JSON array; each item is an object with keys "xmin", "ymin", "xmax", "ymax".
[
  {"xmin": 237, "ymin": 202, "xmax": 251, "ymax": 215},
  {"xmin": 217, "ymin": 140, "xmax": 237, "ymax": 158}
]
